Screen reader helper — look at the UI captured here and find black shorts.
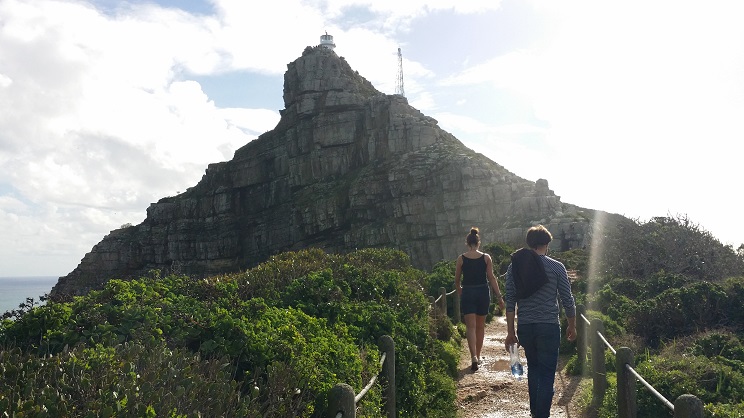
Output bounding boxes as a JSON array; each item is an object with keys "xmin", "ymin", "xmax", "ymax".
[{"xmin": 461, "ymin": 284, "xmax": 490, "ymax": 316}]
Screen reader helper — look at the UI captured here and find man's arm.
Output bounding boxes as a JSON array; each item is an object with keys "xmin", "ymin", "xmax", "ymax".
[
  {"xmin": 505, "ymin": 311, "xmax": 518, "ymax": 351},
  {"xmin": 566, "ymin": 315, "xmax": 577, "ymax": 341},
  {"xmin": 504, "ymin": 263, "xmax": 518, "ymax": 350},
  {"xmin": 556, "ymin": 263, "xmax": 577, "ymax": 341}
]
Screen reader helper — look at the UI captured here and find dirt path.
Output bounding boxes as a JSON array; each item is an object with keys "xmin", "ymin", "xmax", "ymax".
[{"xmin": 455, "ymin": 316, "xmax": 587, "ymax": 418}]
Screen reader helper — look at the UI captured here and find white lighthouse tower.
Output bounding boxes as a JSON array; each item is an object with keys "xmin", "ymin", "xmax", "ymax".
[{"xmin": 319, "ymin": 32, "xmax": 336, "ymax": 50}]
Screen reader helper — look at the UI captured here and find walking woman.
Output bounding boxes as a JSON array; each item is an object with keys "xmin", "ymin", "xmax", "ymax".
[{"xmin": 455, "ymin": 227, "xmax": 505, "ymax": 371}]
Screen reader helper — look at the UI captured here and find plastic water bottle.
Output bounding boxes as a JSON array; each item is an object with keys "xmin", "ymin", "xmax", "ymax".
[{"xmin": 509, "ymin": 343, "xmax": 524, "ymax": 380}]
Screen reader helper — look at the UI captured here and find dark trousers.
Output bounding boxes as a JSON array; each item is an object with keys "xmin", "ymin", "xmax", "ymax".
[{"xmin": 517, "ymin": 322, "xmax": 561, "ymax": 418}]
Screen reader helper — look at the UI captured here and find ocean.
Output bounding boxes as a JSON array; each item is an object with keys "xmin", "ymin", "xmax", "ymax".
[{"xmin": 0, "ymin": 276, "xmax": 59, "ymax": 314}]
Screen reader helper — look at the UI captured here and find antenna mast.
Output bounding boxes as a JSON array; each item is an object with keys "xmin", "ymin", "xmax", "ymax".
[{"xmin": 395, "ymin": 47, "xmax": 405, "ymax": 97}]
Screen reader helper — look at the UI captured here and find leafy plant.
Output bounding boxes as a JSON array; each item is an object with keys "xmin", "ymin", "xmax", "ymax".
[{"xmin": 0, "ymin": 248, "xmax": 459, "ymax": 417}]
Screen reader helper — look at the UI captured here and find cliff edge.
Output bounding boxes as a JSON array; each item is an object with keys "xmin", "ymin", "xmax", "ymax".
[{"xmin": 52, "ymin": 45, "xmax": 599, "ymax": 297}]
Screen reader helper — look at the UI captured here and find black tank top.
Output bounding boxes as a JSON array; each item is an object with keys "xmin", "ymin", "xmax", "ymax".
[{"xmin": 461, "ymin": 254, "xmax": 487, "ymax": 286}]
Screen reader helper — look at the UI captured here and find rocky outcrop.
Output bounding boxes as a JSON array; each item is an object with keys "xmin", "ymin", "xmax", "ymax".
[{"xmin": 52, "ymin": 45, "xmax": 600, "ymax": 297}]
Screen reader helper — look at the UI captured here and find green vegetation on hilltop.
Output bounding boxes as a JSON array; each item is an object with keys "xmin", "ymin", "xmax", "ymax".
[
  {"xmin": 563, "ymin": 215, "xmax": 744, "ymax": 417},
  {"xmin": 3, "ymin": 214, "xmax": 744, "ymax": 417},
  {"xmin": 0, "ymin": 248, "xmax": 460, "ymax": 417}
]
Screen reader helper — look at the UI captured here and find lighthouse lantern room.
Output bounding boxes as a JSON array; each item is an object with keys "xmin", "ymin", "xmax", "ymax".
[{"xmin": 319, "ymin": 32, "xmax": 336, "ymax": 50}]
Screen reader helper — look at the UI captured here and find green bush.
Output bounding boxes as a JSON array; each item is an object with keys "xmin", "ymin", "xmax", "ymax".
[
  {"xmin": 635, "ymin": 353, "xmax": 744, "ymax": 417},
  {"xmin": 482, "ymin": 242, "xmax": 515, "ymax": 275},
  {"xmin": 691, "ymin": 332, "xmax": 744, "ymax": 361},
  {"xmin": 0, "ymin": 341, "xmax": 255, "ymax": 417},
  {"xmin": 594, "ymin": 215, "xmax": 744, "ymax": 281},
  {"xmin": 552, "ymin": 248, "xmax": 590, "ymax": 278},
  {"xmin": 705, "ymin": 401, "xmax": 744, "ymax": 417},
  {"xmin": 426, "ymin": 260, "xmax": 455, "ymax": 299},
  {"xmin": 627, "ymin": 280, "xmax": 729, "ymax": 346},
  {"xmin": 596, "ymin": 375, "xmax": 619, "ymax": 418},
  {"xmin": 721, "ymin": 277, "xmax": 744, "ymax": 326},
  {"xmin": 0, "ymin": 248, "xmax": 459, "ymax": 417}
]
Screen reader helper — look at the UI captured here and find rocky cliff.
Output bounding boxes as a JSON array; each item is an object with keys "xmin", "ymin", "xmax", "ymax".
[{"xmin": 52, "ymin": 45, "xmax": 599, "ymax": 297}]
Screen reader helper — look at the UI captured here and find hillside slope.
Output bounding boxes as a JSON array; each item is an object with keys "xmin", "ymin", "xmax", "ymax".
[{"xmin": 52, "ymin": 45, "xmax": 611, "ymax": 297}]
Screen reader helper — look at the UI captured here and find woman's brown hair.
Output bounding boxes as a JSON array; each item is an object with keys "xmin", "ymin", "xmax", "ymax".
[{"xmin": 466, "ymin": 227, "xmax": 480, "ymax": 247}]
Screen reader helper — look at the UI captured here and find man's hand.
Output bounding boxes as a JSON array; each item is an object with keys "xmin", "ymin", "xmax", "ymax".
[
  {"xmin": 565, "ymin": 316, "xmax": 577, "ymax": 342},
  {"xmin": 504, "ymin": 333, "xmax": 518, "ymax": 352},
  {"xmin": 566, "ymin": 324, "xmax": 577, "ymax": 342}
]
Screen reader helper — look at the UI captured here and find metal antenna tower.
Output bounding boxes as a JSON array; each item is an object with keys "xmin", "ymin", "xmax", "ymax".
[{"xmin": 395, "ymin": 47, "xmax": 405, "ymax": 97}]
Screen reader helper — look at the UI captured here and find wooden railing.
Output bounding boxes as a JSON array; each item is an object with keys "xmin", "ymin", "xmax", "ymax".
[
  {"xmin": 576, "ymin": 304, "xmax": 705, "ymax": 418},
  {"xmin": 328, "ymin": 294, "xmax": 706, "ymax": 417},
  {"xmin": 426, "ymin": 293, "xmax": 707, "ymax": 417},
  {"xmin": 326, "ymin": 335, "xmax": 395, "ymax": 418},
  {"xmin": 430, "ymin": 287, "xmax": 460, "ymax": 323}
]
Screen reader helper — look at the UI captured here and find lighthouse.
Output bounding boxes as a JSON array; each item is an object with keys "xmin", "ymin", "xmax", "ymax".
[{"xmin": 319, "ymin": 32, "xmax": 336, "ymax": 50}]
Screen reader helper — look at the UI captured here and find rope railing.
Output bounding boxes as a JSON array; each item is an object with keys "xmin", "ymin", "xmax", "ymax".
[
  {"xmin": 329, "ymin": 284, "xmax": 706, "ymax": 418},
  {"xmin": 327, "ymin": 335, "xmax": 395, "ymax": 418},
  {"xmin": 429, "ymin": 272, "xmax": 507, "ymax": 324},
  {"xmin": 625, "ymin": 363, "xmax": 675, "ymax": 411},
  {"xmin": 354, "ymin": 352, "xmax": 387, "ymax": 404},
  {"xmin": 330, "ymin": 279, "xmax": 470, "ymax": 418},
  {"xmin": 597, "ymin": 331, "xmax": 616, "ymax": 355},
  {"xmin": 576, "ymin": 304, "xmax": 704, "ymax": 418},
  {"xmin": 429, "ymin": 287, "xmax": 461, "ymax": 324}
]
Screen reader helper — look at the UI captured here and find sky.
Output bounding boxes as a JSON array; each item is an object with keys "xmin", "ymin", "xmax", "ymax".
[{"xmin": 1, "ymin": 0, "xmax": 743, "ymax": 277}]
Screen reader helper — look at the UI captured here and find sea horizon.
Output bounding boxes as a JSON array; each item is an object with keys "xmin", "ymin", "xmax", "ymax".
[{"xmin": 0, "ymin": 276, "xmax": 59, "ymax": 314}]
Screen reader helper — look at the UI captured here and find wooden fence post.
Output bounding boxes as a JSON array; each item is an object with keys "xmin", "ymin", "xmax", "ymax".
[
  {"xmin": 327, "ymin": 383, "xmax": 355, "ymax": 418},
  {"xmin": 674, "ymin": 394, "xmax": 704, "ymax": 418},
  {"xmin": 576, "ymin": 304, "xmax": 587, "ymax": 374},
  {"xmin": 379, "ymin": 335, "xmax": 396, "ymax": 418},
  {"xmin": 438, "ymin": 287, "xmax": 447, "ymax": 316},
  {"xmin": 591, "ymin": 319, "xmax": 607, "ymax": 408},
  {"xmin": 616, "ymin": 347, "xmax": 637, "ymax": 418}
]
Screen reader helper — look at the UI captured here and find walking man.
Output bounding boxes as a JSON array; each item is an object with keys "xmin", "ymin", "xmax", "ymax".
[{"xmin": 504, "ymin": 225, "xmax": 576, "ymax": 418}]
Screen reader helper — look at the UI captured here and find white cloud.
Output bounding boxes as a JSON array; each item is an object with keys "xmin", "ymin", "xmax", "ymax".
[
  {"xmin": 427, "ymin": 1, "xmax": 744, "ymax": 247},
  {"xmin": 219, "ymin": 108, "xmax": 281, "ymax": 138},
  {"xmin": 0, "ymin": 0, "xmax": 276, "ymax": 275},
  {"xmin": 324, "ymin": 0, "xmax": 504, "ymax": 31},
  {"xmin": 0, "ymin": 73, "xmax": 11, "ymax": 88},
  {"xmin": 210, "ymin": 0, "xmax": 327, "ymax": 74},
  {"xmin": 3, "ymin": 0, "xmax": 743, "ymax": 277},
  {"xmin": 3, "ymin": 0, "xmax": 451, "ymax": 275}
]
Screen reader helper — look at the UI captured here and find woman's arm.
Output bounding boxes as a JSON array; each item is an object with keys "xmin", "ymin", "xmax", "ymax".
[
  {"xmin": 455, "ymin": 255, "xmax": 463, "ymax": 296},
  {"xmin": 485, "ymin": 254, "xmax": 505, "ymax": 311}
]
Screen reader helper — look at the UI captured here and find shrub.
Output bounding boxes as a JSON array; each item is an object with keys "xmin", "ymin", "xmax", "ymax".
[
  {"xmin": 635, "ymin": 353, "xmax": 744, "ymax": 417},
  {"xmin": 0, "ymin": 341, "xmax": 255, "ymax": 417},
  {"xmin": 0, "ymin": 248, "xmax": 459, "ymax": 417},
  {"xmin": 627, "ymin": 280, "xmax": 729, "ymax": 346},
  {"xmin": 691, "ymin": 331, "xmax": 744, "ymax": 361}
]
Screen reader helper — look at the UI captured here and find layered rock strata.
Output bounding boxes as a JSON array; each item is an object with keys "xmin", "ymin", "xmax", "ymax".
[{"xmin": 53, "ymin": 46, "xmax": 596, "ymax": 297}]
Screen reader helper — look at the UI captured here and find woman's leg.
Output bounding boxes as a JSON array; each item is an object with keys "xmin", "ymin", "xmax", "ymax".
[
  {"xmin": 463, "ymin": 313, "xmax": 478, "ymax": 369},
  {"xmin": 475, "ymin": 314, "xmax": 486, "ymax": 361}
]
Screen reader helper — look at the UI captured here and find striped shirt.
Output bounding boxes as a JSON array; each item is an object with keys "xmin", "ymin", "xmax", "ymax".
[{"xmin": 505, "ymin": 254, "xmax": 576, "ymax": 324}]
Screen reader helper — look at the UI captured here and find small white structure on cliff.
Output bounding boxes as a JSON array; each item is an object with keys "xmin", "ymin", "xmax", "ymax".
[{"xmin": 320, "ymin": 32, "xmax": 336, "ymax": 50}]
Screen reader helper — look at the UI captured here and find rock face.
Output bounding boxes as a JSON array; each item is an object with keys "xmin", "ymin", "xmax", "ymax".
[{"xmin": 52, "ymin": 45, "xmax": 598, "ymax": 297}]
